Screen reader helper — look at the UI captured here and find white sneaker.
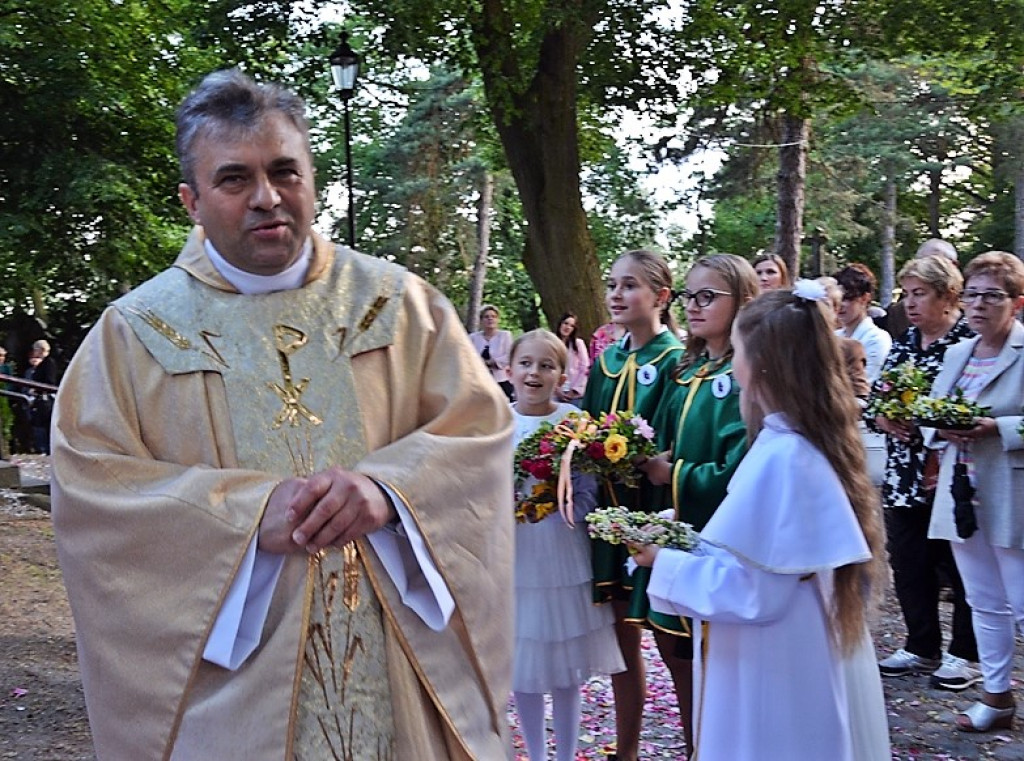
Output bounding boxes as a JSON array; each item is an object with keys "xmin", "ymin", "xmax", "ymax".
[
  {"xmin": 878, "ymin": 648, "xmax": 941, "ymax": 676},
  {"xmin": 930, "ymin": 653, "xmax": 983, "ymax": 691}
]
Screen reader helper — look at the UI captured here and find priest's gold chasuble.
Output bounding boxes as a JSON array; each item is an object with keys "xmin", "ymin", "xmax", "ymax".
[
  {"xmin": 122, "ymin": 254, "xmax": 400, "ymax": 759},
  {"xmin": 52, "ymin": 232, "xmax": 514, "ymax": 761}
]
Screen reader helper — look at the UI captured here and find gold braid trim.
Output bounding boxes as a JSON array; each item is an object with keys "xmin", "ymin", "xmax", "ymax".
[{"xmin": 599, "ymin": 345, "xmax": 683, "ymax": 413}]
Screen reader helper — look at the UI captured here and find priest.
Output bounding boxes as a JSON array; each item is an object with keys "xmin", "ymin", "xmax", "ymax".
[{"xmin": 51, "ymin": 68, "xmax": 514, "ymax": 761}]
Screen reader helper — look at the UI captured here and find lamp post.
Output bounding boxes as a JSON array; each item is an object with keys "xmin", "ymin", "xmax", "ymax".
[{"xmin": 329, "ymin": 32, "xmax": 360, "ymax": 248}]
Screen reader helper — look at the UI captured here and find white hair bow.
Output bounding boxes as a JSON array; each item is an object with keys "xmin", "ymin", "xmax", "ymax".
[{"xmin": 792, "ymin": 278, "xmax": 829, "ymax": 303}]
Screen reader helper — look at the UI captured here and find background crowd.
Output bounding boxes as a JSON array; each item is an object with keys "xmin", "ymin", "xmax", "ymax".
[
  {"xmin": 26, "ymin": 66, "xmax": 1024, "ymax": 761},
  {"xmin": 489, "ymin": 242, "xmax": 1024, "ymax": 759}
]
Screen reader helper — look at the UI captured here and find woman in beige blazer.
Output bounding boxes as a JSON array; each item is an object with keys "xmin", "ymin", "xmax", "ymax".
[{"xmin": 926, "ymin": 251, "xmax": 1024, "ymax": 733}]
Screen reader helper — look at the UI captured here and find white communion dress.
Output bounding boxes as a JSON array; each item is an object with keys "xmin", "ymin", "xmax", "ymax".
[
  {"xmin": 511, "ymin": 402, "xmax": 625, "ymax": 693},
  {"xmin": 647, "ymin": 413, "xmax": 890, "ymax": 761}
]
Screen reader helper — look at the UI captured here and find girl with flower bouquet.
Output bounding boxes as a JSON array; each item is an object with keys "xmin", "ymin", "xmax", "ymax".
[
  {"xmin": 508, "ymin": 330, "xmax": 624, "ymax": 761},
  {"xmin": 633, "ymin": 285, "xmax": 890, "ymax": 761},
  {"xmin": 580, "ymin": 249, "xmax": 684, "ymax": 761},
  {"xmin": 637, "ymin": 253, "xmax": 757, "ymax": 752}
]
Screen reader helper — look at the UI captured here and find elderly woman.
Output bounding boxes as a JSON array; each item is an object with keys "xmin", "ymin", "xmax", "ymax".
[
  {"xmin": 871, "ymin": 256, "xmax": 978, "ymax": 689},
  {"xmin": 468, "ymin": 304, "xmax": 514, "ymax": 401},
  {"xmin": 25, "ymin": 339, "xmax": 58, "ymax": 454},
  {"xmin": 925, "ymin": 251, "xmax": 1024, "ymax": 733}
]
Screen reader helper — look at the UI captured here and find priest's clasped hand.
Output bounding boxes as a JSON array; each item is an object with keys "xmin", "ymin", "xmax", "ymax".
[{"xmin": 259, "ymin": 467, "xmax": 398, "ymax": 554}]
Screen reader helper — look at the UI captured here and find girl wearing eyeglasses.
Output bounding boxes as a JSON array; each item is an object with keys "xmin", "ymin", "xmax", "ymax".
[
  {"xmin": 924, "ymin": 251, "xmax": 1024, "ymax": 733},
  {"xmin": 637, "ymin": 253, "xmax": 759, "ymax": 753},
  {"xmin": 580, "ymin": 248, "xmax": 685, "ymax": 761}
]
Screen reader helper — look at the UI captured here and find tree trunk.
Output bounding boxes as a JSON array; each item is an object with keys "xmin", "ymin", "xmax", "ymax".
[
  {"xmin": 880, "ymin": 178, "xmax": 897, "ymax": 306},
  {"xmin": 928, "ymin": 167, "xmax": 942, "ymax": 237},
  {"xmin": 474, "ymin": 3, "xmax": 606, "ymax": 339},
  {"xmin": 774, "ymin": 115, "xmax": 809, "ymax": 279},
  {"xmin": 30, "ymin": 288, "xmax": 48, "ymax": 330},
  {"xmin": 1015, "ymin": 162, "xmax": 1024, "ymax": 260},
  {"xmin": 466, "ymin": 170, "xmax": 494, "ymax": 331}
]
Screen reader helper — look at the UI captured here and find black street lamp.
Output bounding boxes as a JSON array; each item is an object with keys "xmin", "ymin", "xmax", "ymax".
[{"xmin": 329, "ymin": 32, "xmax": 360, "ymax": 248}]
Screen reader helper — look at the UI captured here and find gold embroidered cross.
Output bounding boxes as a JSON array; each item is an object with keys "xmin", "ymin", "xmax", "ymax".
[{"xmin": 268, "ymin": 324, "xmax": 323, "ymax": 429}]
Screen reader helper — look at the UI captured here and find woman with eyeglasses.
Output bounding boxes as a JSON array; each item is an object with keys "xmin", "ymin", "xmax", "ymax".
[
  {"xmin": 870, "ymin": 256, "xmax": 979, "ymax": 692},
  {"xmin": 835, "ymin": 263, "xmax": 893, "ymax": 383},
  {"xmin": 638, "ymin": 253, "xmax": 759, "ymax": 754},
  {"xmin": 923, "ymin": 251, "xmax": 1024, "ymax": 733},
  {"xmin": 469, "ymin": 304, "xmax": 515, "ymax": 401}
]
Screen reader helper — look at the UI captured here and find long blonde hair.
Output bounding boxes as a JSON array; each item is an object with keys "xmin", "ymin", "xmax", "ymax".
[
  {"xmin": 677, "ymin": 254, "xmax": 760, "ymax": 374},
  {"xmin": 734, "ymin": 289, "xmax": 886, "ymax": 655}
]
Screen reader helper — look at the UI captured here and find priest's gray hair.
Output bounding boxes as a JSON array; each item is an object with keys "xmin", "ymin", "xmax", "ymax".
[{"xmin": 175, "ymin": 68, "xmax": 311, "ymax": 190}]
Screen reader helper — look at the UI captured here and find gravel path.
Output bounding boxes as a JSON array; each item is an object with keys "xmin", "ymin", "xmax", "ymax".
[{"xmin": 2, "ymin": 457, "xmax": 1022, "ymax": 760}]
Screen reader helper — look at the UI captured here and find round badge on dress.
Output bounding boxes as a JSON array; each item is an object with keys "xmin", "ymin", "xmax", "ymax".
[
  {"xmin": 711, "ymin": 374, "xmax": 732, "ymax": 399},
  {"xmin": 637, "ymin": 363, "xmax": 658, "ymax": 386}
]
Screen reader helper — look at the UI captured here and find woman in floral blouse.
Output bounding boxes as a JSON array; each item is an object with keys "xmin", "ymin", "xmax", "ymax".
[{"xmin": 871, "ymin": 255, "xmax": 978, "ymax": 690}]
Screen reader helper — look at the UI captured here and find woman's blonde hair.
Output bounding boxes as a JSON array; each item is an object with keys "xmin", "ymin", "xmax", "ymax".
[
  {"xmin": 963, "ymin": 251, "xmax": 1024, "ymax": 298},
  {"xmin": 752, "ymin": 252, "xmax": 792, "ymax": 287},
  {"xmin": 734, "ymin": 289, "xmax": 886, "ymax": 655},
  {"xmin": 898, "ymin": 255, "xmax": 963, "ymax": 302},
  {"xmin": 510, "ymin": 329, "xmax": 568, "ymax": 371},
  {"xmin": 677, "ymin": 254, "xmax": 760, "ymax": 373},
  {"xmin": 613, "ymin": 250, "xmax": 680, "ymax": 337}
]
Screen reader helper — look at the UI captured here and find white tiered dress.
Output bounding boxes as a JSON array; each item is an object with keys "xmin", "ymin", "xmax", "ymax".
[{"xmin": 511, "ymin": 402, "xmax": 625, "ymax": 693}]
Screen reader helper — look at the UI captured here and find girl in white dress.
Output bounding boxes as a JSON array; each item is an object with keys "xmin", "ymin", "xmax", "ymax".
[
  {"xmin": 509, "ymin": 329, "xmax": 625, "ymax": 761},
  {"xmin": 632, "ymin": 284, "xmax": 891, "ymax": 761}
]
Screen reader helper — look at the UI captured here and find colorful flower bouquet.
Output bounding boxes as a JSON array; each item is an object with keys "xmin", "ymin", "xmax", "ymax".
[
  {"xmin": 586, "ymin": 506, "xmax": 699, "ymax": 551},
  {"xmin": 515, "ymin": 410, "xmax": 657, "ymax": 488},
  {"xmin": 514, "ymin": 410, "xmax": 658, "ymax": 524},
  {"xmin": 866, "ymin": 361, "xmax": 929, "ymax": 421},
  {"xmin": 909, "ymin": 388, "xmax": 990, "ymax": 431}
]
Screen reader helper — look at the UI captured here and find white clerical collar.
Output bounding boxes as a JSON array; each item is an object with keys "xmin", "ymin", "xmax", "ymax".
[{"xmin": 203, "ymin": 238, "xmax": 312, "ymax": 295}]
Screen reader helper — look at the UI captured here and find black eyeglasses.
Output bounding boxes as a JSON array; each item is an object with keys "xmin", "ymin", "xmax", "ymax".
[
  {"xmin": 679, "ymin": 288, "xmax": 733, "ymax": 308},
  {"xmin": 960, "ymin": 290, "xmax": 1010, "ymax": 305}
]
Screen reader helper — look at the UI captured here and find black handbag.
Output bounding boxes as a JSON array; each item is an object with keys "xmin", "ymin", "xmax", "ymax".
[{"xmin": 951, "ymin": 460, "xmax": 978, "ymax": 539}]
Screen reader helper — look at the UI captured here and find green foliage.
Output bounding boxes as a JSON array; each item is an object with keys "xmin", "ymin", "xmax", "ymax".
[
  {"xmin": 6, "ymin": 0, "xmax": 1024, "ymax": 355},
  {"xmin": 0, "ymin": 0, "xmax": 323, "ymax": 350}
]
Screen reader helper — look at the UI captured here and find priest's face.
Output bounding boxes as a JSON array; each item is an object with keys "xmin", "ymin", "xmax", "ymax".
[{"xmin": 178, "ymin": 112, "xmax": 316, "ymax": 276}]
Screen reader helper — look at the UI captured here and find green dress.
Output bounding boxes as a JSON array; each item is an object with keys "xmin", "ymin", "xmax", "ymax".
[
  {"xmin": 581, "ymin": 330, "xmax": 684, "ymax": 604},
  {"xmin": 634, "ymin": 354, "xmax": 748, "ymax": 635}
]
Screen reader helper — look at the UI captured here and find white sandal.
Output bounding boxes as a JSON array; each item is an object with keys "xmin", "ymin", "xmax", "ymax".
[{"xmin": 956, "ymin": 701, "xmax": 1015, "ymax": 732}]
